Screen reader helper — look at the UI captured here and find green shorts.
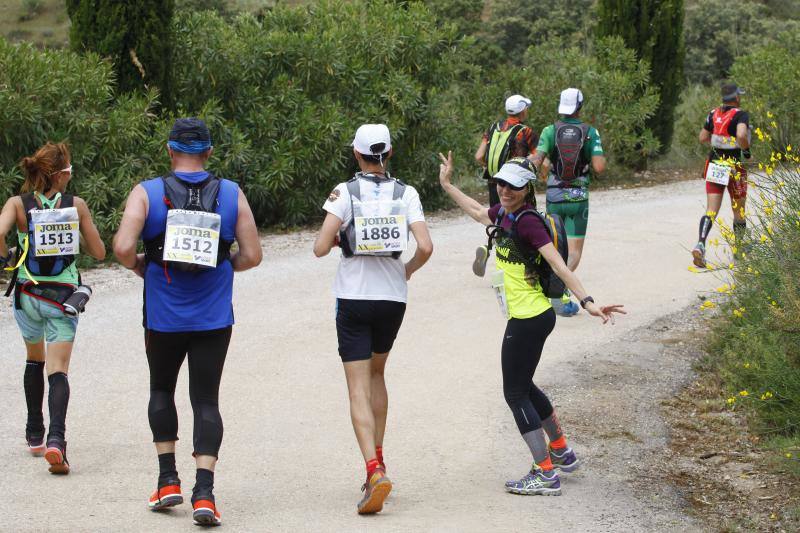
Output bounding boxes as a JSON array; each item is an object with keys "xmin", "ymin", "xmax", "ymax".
[
  {"xmin": 13, "ymin": 291, "xmax": 78, "ymax": 344},
  {"xmin": 547, "ymin": 200, "xmax": 589, "ymax": 239}
]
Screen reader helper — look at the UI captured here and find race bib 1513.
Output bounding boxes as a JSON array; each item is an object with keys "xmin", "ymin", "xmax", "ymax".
[{"xmin": 31, "ymin": 207, "xmax": 80, "ymax": 257}]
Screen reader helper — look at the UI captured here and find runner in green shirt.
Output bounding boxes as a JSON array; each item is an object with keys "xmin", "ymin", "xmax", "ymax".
[{"xmin": 530, "ymin": 88, "xmax": 606, "ymax": 316}]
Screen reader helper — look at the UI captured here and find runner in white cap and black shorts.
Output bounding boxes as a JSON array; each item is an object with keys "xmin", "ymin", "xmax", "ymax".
[{"xmin": 314, "ymin": 123, "xmax": 433, "ymax": 515}]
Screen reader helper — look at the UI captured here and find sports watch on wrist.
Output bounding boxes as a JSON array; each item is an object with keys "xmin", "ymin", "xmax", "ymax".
[{"xmin": 580, "ymin": 296, "xmax": 595, "ymax": 309}]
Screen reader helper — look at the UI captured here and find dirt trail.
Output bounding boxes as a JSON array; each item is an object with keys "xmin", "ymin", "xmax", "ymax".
[{"xmin": 1, "ymin": 180, "xmax": 727, "ymax": 532}]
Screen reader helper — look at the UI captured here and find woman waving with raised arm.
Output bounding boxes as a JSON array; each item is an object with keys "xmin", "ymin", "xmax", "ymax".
[{"xmin": 438, "ymin": 150, "xmax": 624, "ymax": 496}]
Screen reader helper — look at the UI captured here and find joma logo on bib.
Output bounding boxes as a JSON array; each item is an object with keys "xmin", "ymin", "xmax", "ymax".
[
  {"xmin": 38, "ymin": 223, "xmax": 75, "ymax": 232},
  {"xmin": 173, "ymin": 227, "xmax": 213, "ymax": 238},
  {"xmin": 357, "ymin": 216, "xmax": 399, "ymax": 226}
]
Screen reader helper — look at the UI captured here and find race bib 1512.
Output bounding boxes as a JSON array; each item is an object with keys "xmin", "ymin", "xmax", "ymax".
[{"xmin": 163, "ymin": 209, "xmax": 222, "ymax": 268}]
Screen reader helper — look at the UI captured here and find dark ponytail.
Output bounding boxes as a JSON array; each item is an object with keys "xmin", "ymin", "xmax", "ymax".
[{"xmin": 525, "ymin": 182, "xmax": 537, "ymax": 209}]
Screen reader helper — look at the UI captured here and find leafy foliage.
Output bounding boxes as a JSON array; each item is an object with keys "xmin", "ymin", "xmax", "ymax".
[
  {"xmin": 671, "ymin": 83, "xmax": 718, "ymax": 162},
  {"xmin": 66, "ymin": 0, "xmax": 175, "ymax": 107},
  {"xmin": 684, "ymin": 0, "xmax": 800, "ymax": 85},
  {"xmin": 597, "ymin": 0, "xmax": 684, "ymax": 153}
]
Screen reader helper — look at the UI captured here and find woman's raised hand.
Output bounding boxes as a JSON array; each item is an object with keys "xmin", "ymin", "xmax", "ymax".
[{"xmin": 438, "ymin": 151, "xmax": 454, "ymax": 188}]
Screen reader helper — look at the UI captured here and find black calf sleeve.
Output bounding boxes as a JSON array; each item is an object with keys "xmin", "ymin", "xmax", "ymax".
[
  {"xmin": 24, "ymin": 361, "xmax": 45, "ymax": 437},
  {"xmin": 47, "ymin": 372, "xmax": 70, "ymax": 444},
  {"xmin": 698, "ymin": 215, "xmax": 713, "ymax": 244},
  {"xmin": 191, "ymin": 400, "xmax": 223, "ymax": 457},
  {"xmin": 149, "ymin": 390, "xmax": 179, "ymax": 443}
]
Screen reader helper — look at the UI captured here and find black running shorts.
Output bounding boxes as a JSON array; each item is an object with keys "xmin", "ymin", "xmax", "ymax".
[{"xmin": 335, "ymin": 299, "xmax": 407, "ymax": 362}]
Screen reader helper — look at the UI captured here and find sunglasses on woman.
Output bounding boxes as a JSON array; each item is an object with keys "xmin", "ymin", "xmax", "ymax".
[{"xmin": 490, "ymin": 179, "xmax": 526, "ymax": 191}]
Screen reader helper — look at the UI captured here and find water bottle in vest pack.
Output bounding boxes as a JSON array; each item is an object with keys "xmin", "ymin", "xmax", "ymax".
[
  {"xmin": 552, "ymin": 121, "xmax": 591, "ymax": 181},
  {"xmin": 143, "ymin": 173, "xmax": 233, "ymax": 272}
]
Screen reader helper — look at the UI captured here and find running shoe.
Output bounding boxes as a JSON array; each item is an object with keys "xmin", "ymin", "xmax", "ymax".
[
  {"xmin": 549, "ymin": 447, "xmax": 580, "ymax": 473},
  {"xmin": 44, "ymin": 441, "xmax": 70, "ymax": 475},
  {"xmin": 692, "ymin": 242, "xmax": 706, "ymax": 268},
  {"xmin": 472, "ymin": 245, "xmax": 489, "ymax": 277},
  {"xmin": 26, "ymin": 434, "xmax": 45, "ymax": 457},
  {"xmin": 550, "ymin": 298, "xmax": 565, "ymax": 314},
  {"xmin": 504, "ymin": 466, "xmax": 561, "ymax": 496},
  {"xmin": 357, "ymin": 467, "xmax": 392, "ymax": 514},
  {"xmin": 192, "ymin": 495, "xmax": 221, "ymax": 526},
  {"xmin": 557, "ymin": 301, "xmax": 580, "ymax": 317},
  {"xmin": 149, "ymin": 481, "xmax": 183, "ymax": 511}
]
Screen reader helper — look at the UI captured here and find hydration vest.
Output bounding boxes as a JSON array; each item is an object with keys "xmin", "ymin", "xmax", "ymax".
[
  {"xmin": 338, "ymin": 173, "xmax": 408, "ymax": 259},
  {"xmin": 486, "ymin": 122, "xmax": 527, "ymax": 178},
  {"xmin": 710, "ymin": 107, "xmax": 743, "ymax": 150},
  {"xmin": 143, "ymin": 173, "xmax": 233, "ymax": 272},
  {"xmin": 550, "ymin": 120, "xmax": 590, "ymax": 183},
  {"xmin": 487, "ymin": 208, "xmax": 569, "ymax": 298},
  {"xmin": 21, "ymin": 192, "xmax": 77, "ymax": 277}
]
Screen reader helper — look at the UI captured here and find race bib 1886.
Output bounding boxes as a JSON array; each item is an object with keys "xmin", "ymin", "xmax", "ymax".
[
  {"xmin": 354, "ymin": 214, "xmax": 408, "ymax": 254},
  {"xmin": 163, "ymin": 209, "xmax": 222, "ymax": 268},
  {"xmin": 705, "ymin": 161, "xmax": 732, "ymax": 186},
  {"xmin": 31, "ymin": 207, "xmax": 80, "ymax": 257}
]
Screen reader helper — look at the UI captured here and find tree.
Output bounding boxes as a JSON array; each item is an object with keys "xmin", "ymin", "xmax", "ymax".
[
  {"xmin": 66, "ymin": 0, "xmax": 175, "ymax": 108},
  {"xmin": 597, "ymin": 0, "xmax": 684, "ymax": 153}
]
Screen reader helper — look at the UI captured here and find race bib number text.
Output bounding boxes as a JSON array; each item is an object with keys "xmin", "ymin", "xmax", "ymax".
[
  {"xmin": 32, "ymin": 208, "xmax": 80, "ymax": 257},
  {"xmin": 705, "ymin": 161, "xmax": 732, "ymax": 186},
  {"xmin": 163, "ymin": 210, "xmax": 221, "ymax": 268},
  {"xmin": 354, "ymin": 214, "xmax": 408, "ymax": 254}
]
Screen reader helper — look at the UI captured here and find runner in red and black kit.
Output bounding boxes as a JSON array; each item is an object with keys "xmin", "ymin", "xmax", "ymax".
[{"xmin": 692, "ymin": 82, "xmax": 752, "ymax": 268}]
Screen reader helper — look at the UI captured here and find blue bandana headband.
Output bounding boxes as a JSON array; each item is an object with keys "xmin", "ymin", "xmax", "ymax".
[{"xmin": 168, "ymin": 140, "xmax": 212, "ymax": 154}]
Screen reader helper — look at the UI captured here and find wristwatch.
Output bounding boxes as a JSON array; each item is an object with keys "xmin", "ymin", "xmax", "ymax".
[{"xmin": 580, "ymin": 296, "xmax": 595, "ymax": 309}]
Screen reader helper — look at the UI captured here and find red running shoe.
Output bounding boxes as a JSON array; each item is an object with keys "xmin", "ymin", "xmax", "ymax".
[
  {"xmin": 357, "ymin": 468, "xmax": 392, "ymax": 514},
  {"xmin": 192, "ymin": 498, "xmax": 221, "ymax": 526},
  {"xmin": 44, "ymin": 441, "xmax": 69, "ymax": 475},
  {"xmin": 149, "ymin": 482, "xmax": 183, "ymax": 511}
]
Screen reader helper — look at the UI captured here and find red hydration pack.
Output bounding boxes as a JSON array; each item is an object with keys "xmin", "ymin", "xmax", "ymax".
[{"xmin": 710, "ymin": 107, "xmax": 740, "ymax": 150}]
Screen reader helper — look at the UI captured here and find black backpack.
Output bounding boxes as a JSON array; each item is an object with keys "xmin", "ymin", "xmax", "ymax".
[
  {"xmin": 551, "ymin": 121, "xmax": 590, "ymax": 182},
  {"xmin": 490, "ymin": 207, "xmax": 569, "ymax": 298},
  {"xmin": 143, "ymin": 173, "xmax": 233, "ymax": 271}
]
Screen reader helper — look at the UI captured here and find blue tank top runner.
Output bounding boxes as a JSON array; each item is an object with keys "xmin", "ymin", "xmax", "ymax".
[{"xmin": 141, "ymin": 171, "xmax": 239, "ymax": 332}]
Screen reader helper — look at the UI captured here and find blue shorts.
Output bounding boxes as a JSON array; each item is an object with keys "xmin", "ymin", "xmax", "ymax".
[{"xmin": 14, "ymin": 292, "xmax": 79, "ymax": 344}]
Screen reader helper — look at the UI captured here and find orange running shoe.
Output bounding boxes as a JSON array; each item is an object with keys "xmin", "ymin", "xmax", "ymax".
[
  {"xmin": 192, "ymin": 498, "xmax": 221, "ymax": 526},
  {"xmin": 44, "ymin": 441, "xmax": 69, "ymax": 475},
  {"xmin": 149, "ymin": 482, "xmax": 183, "ymax": 511},
  {"xmin": 357, "ymin": 468, "xmax": 392, "ymax": 514}
]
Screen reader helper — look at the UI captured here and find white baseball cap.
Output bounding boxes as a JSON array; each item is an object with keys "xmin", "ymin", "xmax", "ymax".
[
  {"xmin": 505, "ymin": 94, "xmax": 532, "ymax": 115},
  {"xmin": 352, "ymin": 124, "xmax": 392, "ymax": 156},
  {"xmin": 493, "ymin": 158, "xmax": 536, "ymax": 187},
  {"xmin": 558, "ymin": 88, "xmax": 584, "ymax": 115}
]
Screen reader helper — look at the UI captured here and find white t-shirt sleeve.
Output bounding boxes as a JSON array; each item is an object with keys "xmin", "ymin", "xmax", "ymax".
[
  {"xmin": 404, "ymin": 186, "xmax": 425, "ymax": 224},
  {"xmin": 322, "ymin": 183, "xmax": 350, "ymax": 226}
]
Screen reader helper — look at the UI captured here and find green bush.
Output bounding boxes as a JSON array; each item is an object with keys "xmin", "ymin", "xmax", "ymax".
[
  {"xmin": 671, "ymin": 83, "xmax": 718, "ymax": 163},
  {"xmin": 730, "ymin": 35, "xmax": 800, "ymax": 159},
  {"xmin": 169, "ymin": 2, "xmax": 474, "ymax": 226},
  {"xmin": 0, "ymin": 39, "xmax": 164, "ymax": 243},
  {"xmin": 707, "ymin": 148, "xmax": 800, "ymax": 435},
  {"xmin": 684, "ymin": 0, "xmax": 800, "ymax": 85},
  {"xmin": 468, "ymin": 37, "xmax": 660, "ymax": 172}
]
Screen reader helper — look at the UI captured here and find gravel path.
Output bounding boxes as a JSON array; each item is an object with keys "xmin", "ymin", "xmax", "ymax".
[{"xmin": 1, "ymin": 179, "xmax": 727, "ymax": 532}]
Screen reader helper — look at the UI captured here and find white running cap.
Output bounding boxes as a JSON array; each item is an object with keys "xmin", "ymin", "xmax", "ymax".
[
  {"xmin": 493, "ymin": 158, "xmax": 536, "ymax": 187},
  {"xmin": 352, "ymin": 124, "xmax": 392, "ymax": 156},
  {"xmin": 505, "ymin": 94, "xmax": 532, "ymax": 115},
  {"xmin": 558, "ymin": 88, "xmax": 584, "ymax": 115}
]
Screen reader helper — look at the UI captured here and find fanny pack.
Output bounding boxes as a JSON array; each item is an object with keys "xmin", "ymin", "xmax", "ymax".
[{"xmin": 15, "ymin": 281, "xmax": 76, "ymax": 312}]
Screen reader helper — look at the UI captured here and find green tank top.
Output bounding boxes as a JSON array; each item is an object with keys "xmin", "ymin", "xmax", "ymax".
[{"xmin": 17, "ymin": 192, "xmax": 80, "ymax": 286}]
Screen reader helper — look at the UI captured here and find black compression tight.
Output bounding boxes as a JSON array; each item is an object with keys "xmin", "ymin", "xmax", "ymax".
[
  {"xmin": 145, "ymin": 327, "xmax": 231, "ymax": 457},
  {"xmin": 501, "ymin": 310, "xmax": 557, "ymax": 435}
]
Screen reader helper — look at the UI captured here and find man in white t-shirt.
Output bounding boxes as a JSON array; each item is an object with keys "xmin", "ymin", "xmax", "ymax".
[{"xmin": 314, "ymin": 124, "xmax": 433, "ymax": 515}]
